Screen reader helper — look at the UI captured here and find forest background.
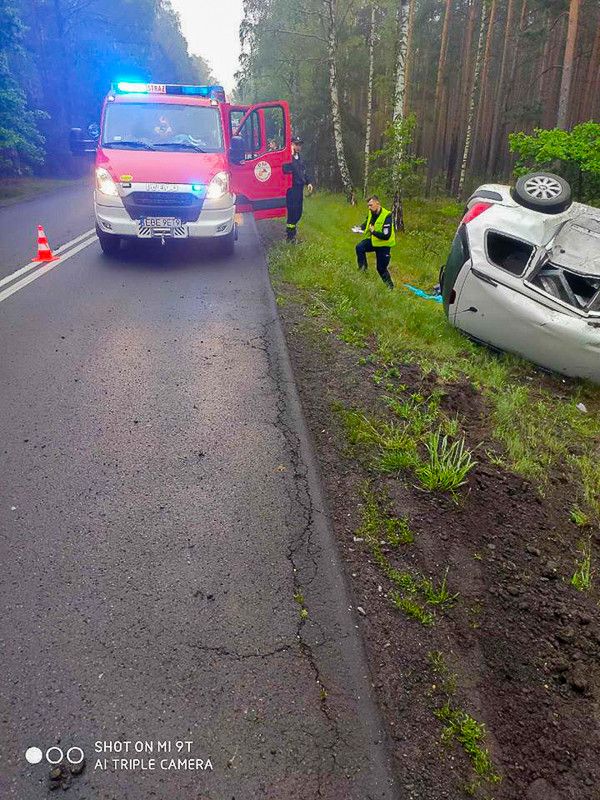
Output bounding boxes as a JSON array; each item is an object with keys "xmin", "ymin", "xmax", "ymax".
[{"xmin": 1, "ymin": 0, "xmax": 599, "ymax": 202}]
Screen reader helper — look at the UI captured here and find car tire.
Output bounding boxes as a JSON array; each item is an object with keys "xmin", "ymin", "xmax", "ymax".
[
  {"xmin": 96, "ymin": 225, "xmax": 121, "ymax": 255},
  {"xmin": 216, "ymin": 228, "xmax": 235, "ymax": 256},
  {"xmin": 512, "ymin": 172, "xmax": 572, "ymax": 214}
]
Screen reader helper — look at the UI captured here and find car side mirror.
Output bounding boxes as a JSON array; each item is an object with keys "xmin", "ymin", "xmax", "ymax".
[
  {"xmin": 87, "ymin": 123, "xmax": 100, "ymax": 140},
  {"xmin": 69, "ymin": 127, "xmax": 97, "ymax": 156},
  {"xmin": 229, "ymin": 135, "xmax": 245, "ymax": 164}
]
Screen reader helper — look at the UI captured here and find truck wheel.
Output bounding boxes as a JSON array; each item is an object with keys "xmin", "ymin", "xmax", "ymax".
[
  {"xmin": 216, "ymin": 229, "xmax": 235, "ymax": 257},
  {"xmin": 96, "ymin": 225, "xmax": 121, "ymax": 256},
  {"xmin": 513, "ymin": 172, "xmax": 572, "ymax": 214}
]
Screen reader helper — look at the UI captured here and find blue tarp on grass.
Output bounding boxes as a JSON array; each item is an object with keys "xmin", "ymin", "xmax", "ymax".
[{"xmin": 403, "ymin": 284, "xmax": 443, "ymax": 303}]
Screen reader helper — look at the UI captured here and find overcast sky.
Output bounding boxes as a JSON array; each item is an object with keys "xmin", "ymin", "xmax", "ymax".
[{"xmin": 171, "ymin": 0, "xmax": 245, "ymax": 94}]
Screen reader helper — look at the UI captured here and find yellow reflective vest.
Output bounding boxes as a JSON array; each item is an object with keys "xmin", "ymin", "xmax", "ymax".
[{"xmin": 366, "ymin": 206, "xmax": 396, "ymax": 248}]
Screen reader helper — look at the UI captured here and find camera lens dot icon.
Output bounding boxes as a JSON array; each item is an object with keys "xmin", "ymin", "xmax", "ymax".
[{"xmin": 25, "ymin": 747, "xmax": 43, "ymax": 765}]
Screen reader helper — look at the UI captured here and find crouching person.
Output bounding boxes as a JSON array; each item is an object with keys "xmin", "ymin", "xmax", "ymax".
[{"xmin": 354, "ymin": 195, "xmax": 395, "ymax": 289}]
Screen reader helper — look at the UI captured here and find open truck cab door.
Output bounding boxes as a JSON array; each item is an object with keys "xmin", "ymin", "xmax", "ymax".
[{"xmin": 226, "ymin": 101, "xmax": 292, "ymax": 220}]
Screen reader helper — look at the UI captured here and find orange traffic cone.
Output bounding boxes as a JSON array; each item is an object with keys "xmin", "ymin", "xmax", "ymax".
[{"xmin": 33, "ymin": 225, "xmax": 59, "ymax": 262}]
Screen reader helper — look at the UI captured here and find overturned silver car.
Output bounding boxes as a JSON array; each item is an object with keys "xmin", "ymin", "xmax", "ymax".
[{"xmin": 440, "ymin": 172, "xmax": 600, "ymax": 382}]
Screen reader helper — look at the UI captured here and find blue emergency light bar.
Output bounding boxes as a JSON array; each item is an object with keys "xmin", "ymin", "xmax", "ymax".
[{"xmin": 113, "ymin": 82, "xmax": 226, "ymax": 102}]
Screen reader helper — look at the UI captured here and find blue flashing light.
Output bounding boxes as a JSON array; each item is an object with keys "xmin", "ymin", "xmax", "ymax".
[
  {"xmin": 116, "ymin": 81, "xmax": 148, "ymax": 93},
  {"xmin": 112, "ymin": 81, "xmax": 226, "ymax": 101}
]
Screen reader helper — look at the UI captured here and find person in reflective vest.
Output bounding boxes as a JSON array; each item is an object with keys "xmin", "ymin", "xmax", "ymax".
[
  {"xmin": 354, "ymin": 195, "xmax": 395, "ymax": 289},
  {"xmin": 284, "ymin": 136, "xmax": 313, "ymax": 242}
]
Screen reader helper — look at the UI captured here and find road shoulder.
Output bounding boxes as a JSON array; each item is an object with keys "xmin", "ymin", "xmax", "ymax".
[{"xmin": 0, "ymin": 176, "xmax": 90, "ymax": 208}]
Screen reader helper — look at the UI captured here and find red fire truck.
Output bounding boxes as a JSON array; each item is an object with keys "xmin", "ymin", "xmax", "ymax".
[{"xmin": 70, "ymin": 82, "xmax": 292, "ymax": 255}]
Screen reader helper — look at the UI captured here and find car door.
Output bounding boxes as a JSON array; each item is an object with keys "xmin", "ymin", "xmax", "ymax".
[{"xmin": 228, "ymin": 101, "xmax": 292, "ymax": 220}]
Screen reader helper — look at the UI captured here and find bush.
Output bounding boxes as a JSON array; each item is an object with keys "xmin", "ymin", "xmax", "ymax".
[{"xmin": 509, "ymin": 122, "xmax": 600, "ymax": 204}]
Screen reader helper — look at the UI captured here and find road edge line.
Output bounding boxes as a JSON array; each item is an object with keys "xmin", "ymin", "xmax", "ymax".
[
  {"xmin": 0, "ymin": 233, "xmax": 97, "ymax": 304},
  {"xmin": 0, "ymin": 228, "xmax": 96, "ymax": 291}
]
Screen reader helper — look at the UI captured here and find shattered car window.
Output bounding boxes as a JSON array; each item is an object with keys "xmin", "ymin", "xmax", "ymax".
[
  {"xmin": 526, "ymin": 216, "xmax": 600, "ymax": 313},
  {"xmin": 486, "ymin": 231, "xmax": 534, "ymax": 276}
]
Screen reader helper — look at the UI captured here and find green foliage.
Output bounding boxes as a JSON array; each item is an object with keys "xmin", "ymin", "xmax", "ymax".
[
  {"xmin": 0, "ymin": 77, "xmax": 47, "ymax": 175},
  {"xmin": 0, "ymin": 0, "xmax": 214, "ymax": 176},
  {"xmin": 509, "ymin": 122, "xmax": 600, "ymax": 203},
  {"xmin": 0, "ymin": 1, "xmax": 46, "ymax": 175},
  {"xmin": 370, "ymin": 114, "xmax": 426, "ymax": 199}
]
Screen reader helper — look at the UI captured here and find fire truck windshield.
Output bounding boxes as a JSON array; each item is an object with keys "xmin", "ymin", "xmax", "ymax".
[{"xmin": 102, "ymin": 103, "xmax": 224, "ymax": 152}]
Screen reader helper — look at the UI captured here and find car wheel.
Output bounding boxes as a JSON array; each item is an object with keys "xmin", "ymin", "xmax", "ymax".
[
  {"xmin": 513, "ymin": 172, "xmax": 572, "ymax": 214},
  {"xmin": 216, "ymin": 229, "xmax": 235, "ymax": 257},
  {"xmin": 96, "ymin": 225, "xmax": 121, "ymax": 255}
]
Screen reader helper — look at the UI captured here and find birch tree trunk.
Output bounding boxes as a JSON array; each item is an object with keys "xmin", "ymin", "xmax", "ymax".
[
  {"xmin": 363, "ymin": 4, "xmax": 376, "ymax": 197},
  {"xmin": 458, "ymin": 0, "xmax": 488, "ymax": 197},
  {"xmin": 557, "ymin": 0, "xmax": 581, "ymax": 128},
  {"xmin": 403, "ymin": 0, "xmax": 416, "ymax": 118},
  {"xmin": 325, "ymin": 0, "xmax": 355, "ymax": 202},
  {"xmin": 392, "ymin": 0, "xmax": 410, "ymax": 232},
  {"xmin": 393, "ymin": 0, "xmax": 410, "ymax": 121}
]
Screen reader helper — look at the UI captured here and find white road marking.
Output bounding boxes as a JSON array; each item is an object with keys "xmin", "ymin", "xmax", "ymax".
[
  {"xmin": 0, "ymin": 228, "xmax": 96, "ymax": 291},
  {"xmin": 0, "ymin": 232, "xmax": 97, "ymax": 304}
]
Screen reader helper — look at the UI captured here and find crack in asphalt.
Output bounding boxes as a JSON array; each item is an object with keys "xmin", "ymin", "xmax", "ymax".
[
  {"xmin": 189, "ymin": 643, "xmax": 292, "ymax": 660},
  {"xmin": 257, "ymin": 314, "xmax": 351, "ymax": 793}
]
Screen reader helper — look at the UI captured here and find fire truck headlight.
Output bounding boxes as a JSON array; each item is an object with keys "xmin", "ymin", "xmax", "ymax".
[
  {"xmin": 95, "ymin": 167, "xmax": 119, "ymax": 197},
  {"xmin": 206, "ymin": 171, "xmax": 229, "ymax": 200}
]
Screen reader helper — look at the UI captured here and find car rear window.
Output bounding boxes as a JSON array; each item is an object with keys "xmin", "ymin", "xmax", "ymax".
[{"xmin": 486, "ymin": 231, "xmax": 534, "ymax": 276}]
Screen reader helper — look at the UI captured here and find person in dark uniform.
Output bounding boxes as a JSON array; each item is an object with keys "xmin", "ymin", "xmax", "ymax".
[
  {"xmin": 353, "ymin": 195, "xmax": 395, "ymax": 289},
  {"xmin": 284, "ymin": 136, "xmax": 313, "ymax": 242}
]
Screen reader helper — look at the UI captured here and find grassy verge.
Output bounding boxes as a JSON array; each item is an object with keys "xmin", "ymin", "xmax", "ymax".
[
  {"xmin": 269, "ymin": 192, "xmax": 600, "ymax": 520},
  {"xmin": 0, "ymin": 177, "xmax": 87, "ymax": 207}
]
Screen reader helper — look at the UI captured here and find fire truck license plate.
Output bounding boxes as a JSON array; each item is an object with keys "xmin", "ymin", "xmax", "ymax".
[
  {"xmin": 142, "ymin": 217, "xmax": 181, "ymax": 228},
  {"xmin": 138, "ymin": 217, "xmax": 187, "ymax": 238}
]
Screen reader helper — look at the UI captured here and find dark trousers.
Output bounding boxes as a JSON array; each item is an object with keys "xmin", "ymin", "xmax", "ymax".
[
  {"xmin": 356, "ymin": 239, "xmax": 394, "ymax": 288},
  {"xmin": 286, "ymin": 186, "xmax": 304, "ymax": 240}
]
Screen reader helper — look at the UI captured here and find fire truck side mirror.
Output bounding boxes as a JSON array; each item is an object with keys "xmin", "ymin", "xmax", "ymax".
[
  {"xmin": 229, "ymin": 135, "xmax": 245, "ymax": 165},
  {"xmin": 69, "ymin": 128, "xmax": 97, "ymax": 157}
]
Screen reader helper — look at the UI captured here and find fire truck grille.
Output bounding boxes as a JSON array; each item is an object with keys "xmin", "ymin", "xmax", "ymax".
[{"xmin": 123, "ymin": 192, "xmax": 203, "ymax": 222}]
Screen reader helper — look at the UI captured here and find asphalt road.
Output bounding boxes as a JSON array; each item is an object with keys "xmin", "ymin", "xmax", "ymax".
[{"xmin": 0, "ymin": 185, "xmax": 398, "ymax": 800}]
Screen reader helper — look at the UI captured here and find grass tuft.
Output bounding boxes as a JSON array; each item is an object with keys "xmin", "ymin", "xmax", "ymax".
[
  {"xmin": 390, "ymin": 592, "xmax": 434, "ymax": 625},
  {"xmin": 571, "ymin": 539, "xmax": 593, "ymax": 592},
  {"xmin": 415, "ymin": 428, "xmax": 477, "ymax": 495},
  {"xmin": 435, "ymin": 702, "xmax": 502, "ymax": 785},
  {"xmin": 569, "ymin": 506, "xmax": 590, "ymax": 527}
]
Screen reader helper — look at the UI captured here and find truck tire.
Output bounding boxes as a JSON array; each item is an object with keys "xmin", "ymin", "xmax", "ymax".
[
  {"xmin": 96, "ymin": 225, "xmax": 121, "ymax": 256},
  {"xmin": 512, "ymin": 172, "xmax": 572, "ymax": 214}
]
